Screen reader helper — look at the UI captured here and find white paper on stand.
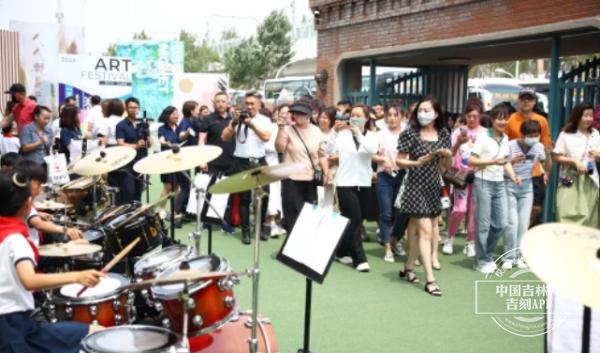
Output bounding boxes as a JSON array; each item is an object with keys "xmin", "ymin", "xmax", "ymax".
[{"xmin": 187, "ymin": 174, "xmax": 228, "ymax": 221}]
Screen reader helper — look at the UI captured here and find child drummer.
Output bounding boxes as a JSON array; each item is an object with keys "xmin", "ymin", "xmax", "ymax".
[{"xmin": 0, "ymin": 170, "xmax": 104, "ymax": 353}]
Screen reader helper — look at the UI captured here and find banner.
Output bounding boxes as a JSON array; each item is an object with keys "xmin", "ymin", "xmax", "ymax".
[
  {"xmin": 58, "ymin": 54, "xmax": 133, "ymax": 118},
  {"xmin": 172, "ymin": 73, "xmax": 228, "ymax": 111},
  {"xmin": 116, "ymin": 41, "xmax": 184, "ymax": 119},
  {"xmin": 9, "ymin": 21, "xmax": 85, "ymax": 111}
]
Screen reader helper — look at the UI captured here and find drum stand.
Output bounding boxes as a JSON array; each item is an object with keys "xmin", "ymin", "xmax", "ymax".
[
  {"xmin": 92, "ymin": 176, "xmax": 99, "ymax": 225},
  {"xmin": 189, "ymin": 174, "xmax": 225, "ymax": 257},
  {"xmin": 248, "ymin": 182, "xmax": 267, "ymax": 353},
  {"xmin": 176, "ymin": 280, "xmax": 192, "ymax": 353}
]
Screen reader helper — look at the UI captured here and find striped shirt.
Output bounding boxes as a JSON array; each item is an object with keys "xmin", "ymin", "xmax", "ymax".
[{"xmin": 508, "ymin": 140, "xmax": 545, "ymax": 180}]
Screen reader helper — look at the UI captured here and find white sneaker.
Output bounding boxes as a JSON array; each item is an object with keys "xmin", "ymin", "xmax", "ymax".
[
  {"xmin": 502, "ymin": 260, "xmax": 513, "ymax": 270},
  {"xmin": 474, "ymin": 262, "xmax": 497, "ymax": 275},
  {"xmin": 442, "ymin": 237, "xmax": 454, "ymax": 255},
  {"xmin": 335, "ymin": 256, "xmax": 353, "ymax": 265},
  {"xmin": 392, "ymin": 241, "xmax": 406, "ymax": 256},
  {"xmin": 516, "ymin": 258, "xmax": 528, "ymax": 269},
  {"xmin": 383, "ymin": 251, "xmax": 394, "ymax": 263},
  {"xmin": 158, "ymin": 209, "xmax": 168, "ymax": 220},
  {"xmin": 464, "ymin": 241, "xmax": 476, "ymax": 257},
  {"xmin": 270, "ymin": 223, "xmax": 286, "ymax": 238},
  {"xmin": 356, "ymin": 262, "xmax": 370, "ymax": 272}
]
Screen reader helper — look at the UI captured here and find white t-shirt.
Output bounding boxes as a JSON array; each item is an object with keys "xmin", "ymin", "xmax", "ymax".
[
  {"xmin": 471, "ymin": 129, "xmax": 510, "ymax": 182},
  {"xmin": 553, "ymin": 129, "xmax": 600, "ymax": 187},
  {"xmin": 375, "ymin": 119, "xmax": 387, "ymax": 130},
  {"xmin": 26, "ymin": 207, "xmax": 40, "ymax": 246},
  {"xmin": 87, "ymin": 105, "xmax": 108, "ymax": 139},
  {"xmin": 102, "ymin": 115, "xmax": 123, "ymax": 146},
  {"xmin": 0, "ymin": 234, "xmax": 36, "ymax": 315},
  {"xmin": 0, "ymin": 135, "xmax": 20, "ymax": 154},
  {"xmin": 376, "ymin": 128, "xmax": 400, "ymax": 174},
  {"xmin": 233, "ymin": 113, "xmax": 271, "ymax": 159},
  {"xmin": 327, "ymin": 130, "xmax": 378, "ymax": 187}
]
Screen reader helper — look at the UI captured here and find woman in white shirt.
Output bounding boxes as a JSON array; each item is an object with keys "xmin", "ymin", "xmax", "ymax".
[
  {"xmin": 325, "ymin": 104, "xmax": 378, "ymax": 272},
  {"xmin": 373, "ymin": 105, "xmax": 406, "ymax": 262},
  {"xmin": 553, "ymin": 103, "xmax": 600, "ymax": 226},
  {"xmin": 101, "ymin": 98, "xmax": 124, "ymax": 146},
  {"xmin": 469, "ymin": 104, "xmax": 520, "ymax": 275}
]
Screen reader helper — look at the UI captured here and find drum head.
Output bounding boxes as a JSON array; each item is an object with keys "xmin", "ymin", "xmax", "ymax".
[
  {"xmin": 82, "ymin": 325, "xmax": 179, "ymax": 353},
  {"xmin": 151, "ymin": 255, "xmax": 228, "ymax": 298},
  {"xmin": 106, "ymin": 212, "xmax": 145, "ymax": 231},
  {"xmin": 83, "ymin": 228, "xmax": 105, "ymax": 243},
  {"xmin": 134, "ymin": 245, "xmax": 191, "ymax": 275},
  {"xmin": 56, "ymin": 273, "xmax": 128, "ymax": 303},
  {"xmin": 95, "ymin": 203, "xmax": 138, "ymax": 225}
]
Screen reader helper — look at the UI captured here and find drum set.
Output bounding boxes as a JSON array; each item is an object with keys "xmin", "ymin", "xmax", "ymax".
[{"xmin": 35, "ymin": 145, "xmax": 297, "ymax": 353}]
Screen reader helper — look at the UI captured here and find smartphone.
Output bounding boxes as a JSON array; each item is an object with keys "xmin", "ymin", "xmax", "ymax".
[{"xmin": 525, "ymin": 155, "xmax": 535, "ymax": 161}]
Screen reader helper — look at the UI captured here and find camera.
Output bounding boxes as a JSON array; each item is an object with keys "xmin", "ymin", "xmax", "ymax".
[{"xmin": 232, "ymin": 110, "xmax": 251, "ymax": 128}]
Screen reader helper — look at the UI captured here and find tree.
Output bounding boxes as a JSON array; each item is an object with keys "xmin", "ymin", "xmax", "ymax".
[
  {"xmin": 133, "ymin": 30, "xmax": 151, "ymax": 40},
  {"xmin": 221, "ymin": 27, "xmax": 239, "ymax": 41},
  {"xmin": 104, "ymin": 43, "xmax": 117, "ymax": 56},
  {"xmin": 224, "ymin": 10, "xmax": 293, "ymax": 88},
  {"xmin": 179, "ymin": 30, "xmax": 220, "ymax": 73}
]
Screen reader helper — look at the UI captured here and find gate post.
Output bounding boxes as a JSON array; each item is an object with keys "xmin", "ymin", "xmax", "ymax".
[{"xmin": 369, "ymin": 58, "xmax": 377, "ymax": 105}]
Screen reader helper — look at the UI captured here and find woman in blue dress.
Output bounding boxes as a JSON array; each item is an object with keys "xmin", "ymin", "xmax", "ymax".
[
  {"xmin": 59, "ymin": 105, "xmax": 82, "ymax": 164},
  {"xmin": 157, "ymin": 106, "xmax": 181, "ymax": 218}
]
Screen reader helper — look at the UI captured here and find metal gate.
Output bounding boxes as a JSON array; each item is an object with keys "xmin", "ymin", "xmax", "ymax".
[{"xmin": 559, "ymin": 56, "xmax": 600, "ymax": 127}]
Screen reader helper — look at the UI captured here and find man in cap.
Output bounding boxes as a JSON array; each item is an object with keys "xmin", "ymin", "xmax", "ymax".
[
  {"xmin": 2, "ymin": 83, "xmax": 37, "ymax": 136},
  {"xmin": 504, "ymin": 87, "xmax": 552, "ymax": 226}
]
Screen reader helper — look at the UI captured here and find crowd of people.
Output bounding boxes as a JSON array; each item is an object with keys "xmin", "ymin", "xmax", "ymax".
[{"xmin": 1, "ymin": 82, "xmax": 600, "ymax": 301}]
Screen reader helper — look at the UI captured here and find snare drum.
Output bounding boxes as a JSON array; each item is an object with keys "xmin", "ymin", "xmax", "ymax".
[
  {"xmin": 134, "ymin": 245, "xmax": 194, "ymax": 280},
  {"xmin": 152, "ymin": 255, "xmax": 238, "ymax": 335},
  {"xmin": 49, "ymin": 273, "xmax": 134, "ymax": 326},
  {"xmin": 105, "ymin": 210, "xmax": 164, "ymax": 258},
  {"xmin": 81, "ymin": 325, "xmax": 179, "ymax": 353}
]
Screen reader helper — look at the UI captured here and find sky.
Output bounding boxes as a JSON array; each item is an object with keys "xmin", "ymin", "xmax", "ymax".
[{"xmin": 0, "ymin": 0, "xmax": 312, "ymax": 54}]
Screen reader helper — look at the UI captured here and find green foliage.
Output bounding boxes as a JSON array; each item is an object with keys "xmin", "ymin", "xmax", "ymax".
[
  {"xmin": 221, "ymin": 27, "xmax": 239, "ymax": 41},
  {"xmin": 224, "ymin": 10, "xmax": 293, "ymax": 88},
  {"xmin": 179, "ymin": 30, "xmax": 220, "ymax": 73},
  {"xmin": 132, "ymin": 30, "xmax": 151, "ymax": 40}
]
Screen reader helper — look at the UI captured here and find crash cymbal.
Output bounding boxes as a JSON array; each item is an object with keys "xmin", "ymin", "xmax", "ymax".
[
  {"xmin": 61, "ymin": 176, "xmax": 97, "ymax": 190},
  {"xmin": 209, "ymin": 162, "xmax": 304, "ymax": 194},
  {"xmin": 39, "ymin": 241, "xmax": 101, "ymax": 258},
  {"xmin": 120, "ymin": 270, "xmax": 246, "ymax": 291},
  {"xmin": 34, "ymin": 199, "xmax": 73, "ymax": 211},
  {"xmin": 133, "ymin": 145, "xmax": 222, "ymax": 175},
  {"xmin": 72, "ymin": 146, "xmax": 137, "ymax": 176},
  {"xmin": 521, "ymin": 222, "xmax": 600, "ymax": 308}
]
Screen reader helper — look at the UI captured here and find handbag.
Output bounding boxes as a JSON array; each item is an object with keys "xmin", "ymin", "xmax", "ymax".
[
  {"xmin": 394, "ymin": 170, "xmax": 407, "ymax": 209},
  {"xmin": 291, "ymin": 126, "xmax": 323, "ymax": 185},
  {"xmin": 442, "ymin": 167, "xmax": 474, "ymax": 189}
]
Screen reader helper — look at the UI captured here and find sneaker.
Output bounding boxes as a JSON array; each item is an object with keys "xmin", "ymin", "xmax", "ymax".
[
  {"xmin": 270, "ymin": 223, "xmax": 286, "ymax": 238},
  {"xmin": 392, "ymin": 241, "xmax": 406, "ymax": 257},
  {"xmin": 383, "ymin": 251, "xmax": 394, "ymax": 263},
  {"xmin": 221, "ymin": 222, "xmax": 235, "ymax": 235},
  {"xmin": 474, "ymin": 262, "xmax": 497, "ymax": 275},
  {"xmin": 355, "ymin": 262, "xmax": 370, "ymax": 272},
  {"xmin": 158, "ymin": 209, "xmax": 168, "ymax": 220},
  {"xmin": 464, "ymin": 241, "xmax": 476, "ymax": 257},
  {"xmin": 360, "ymin": 226, "xmax": 370, "ymax": 242},
  {"xmin": 502, "ymin": 260, "xmax": 514, "ymax": 270},
  {"xmin": 335, "ymin": 256, "xmax": 353, "ymax": 265},
  {"xmin": 516, "ymin": 258, "xmax": 528, "ymax": 269},
  {"xmin": 442, "ymin": 237, "xmax": 454, "ymax": 255}
]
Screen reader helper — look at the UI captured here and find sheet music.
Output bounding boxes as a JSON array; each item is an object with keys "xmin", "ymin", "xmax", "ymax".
[
  {"xmin": 207, "ymin": 191, "xmax": 228, "ymax": 219},
  {"xmin": 186, "ymin": 173, "xmax": 211, "ymax": 214},
  {"xmin": 282, "ymin": 203, "xmax": 348, "ymax": 275},
  {"xmin": 186, "ymin": 174, "xmax": 228, "ymax": 221},
  {"xmin": 68, "ymin": 139, "xmax": 101, "ymax": 168}
]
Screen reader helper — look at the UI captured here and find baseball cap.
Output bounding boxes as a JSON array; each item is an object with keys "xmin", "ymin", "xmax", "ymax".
[
  {"xmin": 518, "ymin": 87, "xmax": 536, "ymax": 99},
  {"xmin": 289, "ymin": 101, "xmax": 312, "ymax": 116},
  {"xmin": 4, "ymin": 83, "xmax": 26, "ymax": 95}
]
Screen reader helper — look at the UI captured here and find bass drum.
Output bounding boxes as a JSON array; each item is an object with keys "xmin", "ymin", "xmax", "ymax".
[{"xmin": 189, "ymin": 312, "xmax": 279, "ymax": 353}]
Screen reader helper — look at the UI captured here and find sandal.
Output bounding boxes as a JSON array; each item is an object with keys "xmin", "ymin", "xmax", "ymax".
[
  {"xmin": 399, "ymin": 269, "xmax": 420, "ymax": 284},
  {"xmin": 432, "ymin": 262, "xmax": 442, "ymax": 271},
  {"xmin": 424, "ymin": 281, "xmax": 442, "ymax": 297}
]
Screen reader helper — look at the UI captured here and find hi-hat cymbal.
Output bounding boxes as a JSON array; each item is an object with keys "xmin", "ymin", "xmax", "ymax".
[
  {"xmin": 120, "ymin": 270, "xmax": 246, "ymax": 291},
  {"xmin": 209, "ymin": 163, "xmax": 304, "ymax": 194},
  {"xmin": 39, "ymin": 241, "xmax": 101, "ymax": 258},
  {"xmin": 34, "ymin": 200, "xmax": 73, "ymax": 211},
  {"xmin": 521, "ymin": 222, "xmax": 600, "ymax": 308},
  {"xmin": 72, "ymin": 146, "xmax": 137, "ymax": 176},
  {"xmin": 133, "ymin": 145, "xmax": 222, "ymax": 175}
]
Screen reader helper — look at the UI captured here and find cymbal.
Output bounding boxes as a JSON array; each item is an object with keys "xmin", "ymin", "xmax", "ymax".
[
  {"xmin": 133, "ymin": 145, "xmax": 222, "ymax": 175},
  {"xmin": 209, "ymin": 162, "xmax": 304, "ymax": 194},
  {"xmin": 34, "ymin": 200, "xmax": 73, "ymax": 211},
  {"xmin": 521, "ymin": 223, "xmax": 600, "ymax": 308},
  {"xmin": 39, "ymin": 241, "xmax": 101, "ymax": 258},
  {"xmin": 120, "ymin": 270, "xmax": 246, "ymax": 291},
  {"xmin": 61, "ymin": 176, "xmax": 97, "ymax": 190},
  {"xmin": 72, "ymin": 146, "xmax": 137, "ymax": 176}
]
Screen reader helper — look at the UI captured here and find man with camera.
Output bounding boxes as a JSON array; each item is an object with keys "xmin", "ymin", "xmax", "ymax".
[{"xmin": 221, "ymin": 91, "xmax": 272, "ymax": 244}]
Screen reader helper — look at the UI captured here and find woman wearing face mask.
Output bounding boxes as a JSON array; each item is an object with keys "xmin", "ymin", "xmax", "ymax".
[
  {"xmin": 326, "ymin": 104, "xmax": 377, "ymax": 272},
  {"xmin": 372, "ymin": 105, "xmax": 408, "ymax": 262},
  {"xmin": 442, "ymin": 102, "xmax": 485, "ymax": 257},
  {"xmin": 396, "ymin": 97, "xmax": 452, "ymax": 296},
  {"xmin": 469, "ymin": 104, "xmax": 520, "ymax": 275},
  {"xmin": 503, "ymin": 120, "xmax": 548, "ymax": 270},
  {"xmin": 553, "ymin": 103, "xmax": 600, "ymax": 227},
  {"xmin": 276, "ymin": 101, "xmax": 323, "ymax": 235}
]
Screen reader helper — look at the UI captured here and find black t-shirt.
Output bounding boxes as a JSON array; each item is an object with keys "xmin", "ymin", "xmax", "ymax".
[{"xmin": 200, "ymin": 112, "xmax": 235, "ymax": 169}]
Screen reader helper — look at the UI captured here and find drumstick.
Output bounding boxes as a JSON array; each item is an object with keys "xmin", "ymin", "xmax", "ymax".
[
  {"xmin": 115, "ymin": 191, "xmax": 178, "ymax": 228},
  {"xmin": 76, "ymin": 237, "xmax": 141, "ymax": 297}
]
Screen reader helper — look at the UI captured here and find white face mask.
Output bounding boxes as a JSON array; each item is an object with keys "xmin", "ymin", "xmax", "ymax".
[
  {"xmin": 417, "ymin": 111, "xmax": 436, "ymax": 126},
  {"xmin": 350, "ymin": 117, "xmax": 366, "ymax": 128},
  {"xmin": 400, "ymin": 121, "xmax": 408, "ymax": 130},
  {"xmin": 524, "ymin": 136, "xmax": 540, "ymax": 146}
]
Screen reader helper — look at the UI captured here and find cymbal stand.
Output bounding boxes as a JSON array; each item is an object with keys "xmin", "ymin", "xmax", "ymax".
[
  {"xmin": 248, "ymin": 178, "xmax": 267, "ymax": 353},
  {"xmin": 188, "ymin": 173, "xmax": 225, "ymax": 257},
  {"xmin": 92, "ymin": 175, "xmax": 99, "ymax": 225},
  {"xmin": 175, "ymin": 279, "xmax": 191, "ymax": 353}
]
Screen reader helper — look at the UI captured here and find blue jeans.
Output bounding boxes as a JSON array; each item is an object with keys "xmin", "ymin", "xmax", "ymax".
[
  {"xmin": 375, "ymin": 172, "xmax": 404, "ymax": 243},
  {"xmin": 504, "ymin": 178, "xmax": 533, "ymax": 261},
  {"xmin": 473, "ymin": 178, "xmax": 508, "ymax": 267}
]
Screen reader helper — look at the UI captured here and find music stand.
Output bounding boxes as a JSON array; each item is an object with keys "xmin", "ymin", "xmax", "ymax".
[{"xmin": 276, "ymin": 203, "xmax": 349, "ymax": 353}]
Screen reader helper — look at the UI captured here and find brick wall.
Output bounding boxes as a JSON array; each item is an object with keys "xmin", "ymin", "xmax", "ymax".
[{"xmin": 311, "ymin": 0, "xmax": 600, "ymax": 104}]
